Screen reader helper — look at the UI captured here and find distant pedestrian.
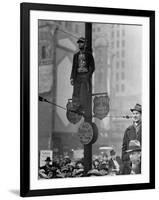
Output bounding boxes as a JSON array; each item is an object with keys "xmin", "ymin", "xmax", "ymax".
[{"xmin": 108, "ymin": 150, "xmax": 122, "ymax": 175}]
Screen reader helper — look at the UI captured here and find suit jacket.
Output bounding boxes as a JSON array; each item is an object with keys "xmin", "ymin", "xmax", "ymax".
[
  {"xmin": 122, "ymin": 124, "xmax": 142, "ymax": 161},
  {"xmin": 108, "ymin": 156, "xmax": 123, "ymax": 174},
  {"xmin": 70, "ymin": 50, "xmax": 95, "ymax": 81},
  {"xmin": 39, "ymin": 164, "xmax": 52, "ymax": 175}
]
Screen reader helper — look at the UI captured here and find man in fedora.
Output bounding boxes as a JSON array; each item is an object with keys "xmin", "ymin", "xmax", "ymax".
[
  {"xmin": 121, "ymin": 103, "xmax": 142, "ymax": 174},
  {"xmin": 39, "ymin": 157, "xmax": 53, "ymax": 179},
  {"xmin": 70, "ymin": 37, "xmax": 95, "ymax": 114},
  {"xmin": 126, "ymin": 140, "xmax": 141, "ymax": 174}
]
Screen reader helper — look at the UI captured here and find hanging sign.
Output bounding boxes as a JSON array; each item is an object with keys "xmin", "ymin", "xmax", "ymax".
[
  {"xmin": 93, "ymin": 95, "xmax": 110, "ymax": 120},
  {"xmin": 66, "ymin": 100, "xmax": 82, "ymax": 124},
  {"xmin": 78, "ymin": 122, "xmax": 93, "ymax": 145}
]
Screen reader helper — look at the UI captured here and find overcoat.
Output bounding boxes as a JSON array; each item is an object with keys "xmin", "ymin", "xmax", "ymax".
[{"xmin": 122, "ymin": 124, "xmax": 142, "ymax": 161}]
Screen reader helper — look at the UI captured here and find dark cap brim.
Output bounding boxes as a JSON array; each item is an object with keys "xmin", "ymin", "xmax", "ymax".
[
  {"xmin": 126, "ymin": 148, "xmax": 141, "ymax": 153},
  {"xmin": 77, "ymin": 41, "xmax": 85, "ymax": 43},
  {"xmin": 130, "ymin": 109, "xmax": 141, "ymax": 113}
]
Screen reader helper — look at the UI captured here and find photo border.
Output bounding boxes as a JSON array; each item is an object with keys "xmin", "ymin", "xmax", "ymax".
[{"xmin": 20, "ymin": 2, "xmax": 155, "ymax": 197}]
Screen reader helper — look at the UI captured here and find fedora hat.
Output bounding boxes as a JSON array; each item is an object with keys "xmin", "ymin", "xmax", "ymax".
[
  {"xmin": 126, "ymin": 140, "xmax": 141, "ymax": 153},
  {"xmin": 45, "ymin": 157, "xmax": 52, "ymax": 162},
  {"xmin": 110, "ymin": 150, "xmax": 116, "ymax": 156},
  {"xmin": 130, "ymin": 103, "xmax": 142, "ymax": 113},
  {"xmin": 77, "ymin": 37, "xmax": 85, "ymax": 43}
]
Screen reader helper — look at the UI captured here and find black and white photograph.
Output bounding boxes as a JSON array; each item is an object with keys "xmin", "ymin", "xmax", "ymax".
[
  {"xmin": 38, "ymin": 20, "xmax": 142, "ymax": 179},
  {"xmin": 20, "ymin": 3, "xmax": 155, "ymax": 197}
]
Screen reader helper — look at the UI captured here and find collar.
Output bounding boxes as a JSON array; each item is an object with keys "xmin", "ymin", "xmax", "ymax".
[{"xmin": 133, "ymin": 121, "xmax": 141, "ymax": 128}]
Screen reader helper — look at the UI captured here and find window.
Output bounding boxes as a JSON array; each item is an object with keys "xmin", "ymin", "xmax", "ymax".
[
  {"xmin": 116, "ymin": 51, "xmax": 120, "ymax": 58},
  {"xmin": 116, "ymin": 84, "xmax": 119, "ymax": 92},
  {"xmin": 122, "ymin": 40, "xmax": 125, "ymax": 47},
  {"xmin": 122, "ymin": 29, "xmax": 125, "ymax": 36},
  {"xmin": 121, "ymin": 84, "xmax": 125, "ymax": 92},
  {"xmin": 117, "ymin": 30, "xmax": 120, "ymax": 37},
  {"xmin": 121, "ymin": 60, "xmax": 125, "ymax": 68},
  {"xmin": 122, "ymin": 50, "xmax": 125, "ymax": 57},
  {"xmin": 111, "ymin": 41, "xmax": 114, "ymax": 48},
  {"xmin": 121, "ymin": 72, "xmax": 125, "ymax": 80},
  {"xmin": 116, "ymin": 40, "xmax": 120, "ymax": 48},
  {"xmin": 116, "ymin": 72, "xmax": 119, "ymax": 81},
  {"xmin": 41, "ymin": 46, "xmax": 46, "ymax": 59},
  {"xmin": 116, "ymin": 61, "xmax": 120, "ymax": 69},
  {"xmin": 111, "ymin": 31, "xmax": 114, "ymax": 38}
]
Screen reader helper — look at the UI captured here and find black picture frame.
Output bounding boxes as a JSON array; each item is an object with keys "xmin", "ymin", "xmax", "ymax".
[{"xmin": 20, "ymin": 2, "xmax": 155, "ymax": 197}]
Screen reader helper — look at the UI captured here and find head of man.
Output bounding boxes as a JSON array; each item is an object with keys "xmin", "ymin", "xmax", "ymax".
[
  {"xmin": 110, "ymin": 150, "xmax": 116, "ymax": 160},
  {"xmin": 77, "ymin": 37, "xmax": 86, "ymax": 50},
  {"xmin": 45, "ymin": 157, "xmax": 51, "ymax": 166},
  {"xmin": 126, "ymin": 140, "xmax": 141, "ymax": 165},
  {"xmin": 129, "ymin": 150, "xmax": 141, "ymax": 165},
  {"xmin": 130, "ymin": 104, "xmax": 142, "ymax": 124}
]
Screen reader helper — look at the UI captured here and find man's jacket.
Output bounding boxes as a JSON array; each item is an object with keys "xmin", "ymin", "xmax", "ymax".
[
  {"xmin": 70, "ymin": 51, "xmax": 95, "ymax": 81},
  {"xmin": 122, "ymin": 124, "xmax": 142, "ymax": 161}
]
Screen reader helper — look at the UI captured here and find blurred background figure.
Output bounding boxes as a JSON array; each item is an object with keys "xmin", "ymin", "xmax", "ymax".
[
  {"xmin": 72, "ymin": 160, "xmax": 84, "ymax": 177},
  {"xmin": 108, "ymin": 150, "xmax": 122, "ymax": 175}
]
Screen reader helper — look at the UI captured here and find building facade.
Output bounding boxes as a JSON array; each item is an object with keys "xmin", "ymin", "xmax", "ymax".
[
  {"xmin": 38, "ymin": 20, "xmax": 142, "ymax": 158},
  {"xmin": 38, "ymin": 20, "xmax": 85, "ymax": 158}
]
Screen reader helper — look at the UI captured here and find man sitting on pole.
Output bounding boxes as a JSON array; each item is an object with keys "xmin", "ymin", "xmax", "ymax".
[{"xmin": 70, "ymin": 37, "xmax": 95, "ymax": 114}]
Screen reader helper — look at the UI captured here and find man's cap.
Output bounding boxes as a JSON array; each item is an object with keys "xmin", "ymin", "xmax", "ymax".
[
  {"xmin": 77, "ymin": 37, "xmax": 85, "ymax": 43},
  {"xmin": 45, "ymin": 157, "xmax": 52, "ymax": 162},
  {"xmin": 130, "ymin": 103, "xmax": 142, "ymax": 113},
  {"xmin": 110, "ymin": 149, "xmax": 116, "ymax": 156},
  {"xmin": 126, "ymin": 140, "xmax": 141, "ymax": 153}
]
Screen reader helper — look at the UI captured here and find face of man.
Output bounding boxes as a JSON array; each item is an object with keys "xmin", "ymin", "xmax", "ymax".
[
  {"xmin": 111, "ymin": 154, "xmax": 116, "ymax": 160},
  {"xmin": 78, "ymin": 42, "xmax": 85, "ymax": 50},
  {"xmin": 129, "ymin": 151, "xmax": 141, "ymax": 164},
  {"xmin": 132, "ymin": 110, "xmax": 141, "ymax": 123},
  {"xmin": 45, "ymin": 161, "xmax": 50, "ymax": 166},
  {"xmin": 77, "ymin": 163, "xmax": 84, "ymax": 169}
]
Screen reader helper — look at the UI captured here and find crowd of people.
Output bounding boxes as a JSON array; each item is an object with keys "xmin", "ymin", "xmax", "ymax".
[
  {"xmin": 39, "ymin": 103, "xmax": 142, "ymax": 179},
  {"xmin": 39, "ymin": 149, "xmax": 122, "ymax": 179}
]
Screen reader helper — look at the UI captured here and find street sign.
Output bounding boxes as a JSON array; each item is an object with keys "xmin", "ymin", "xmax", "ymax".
[
  {"xmin": 66, "ymin": 101, "xmax": 82, "ymax": 124},
  {"xmin": 93, "ymin": 95, "xmax": 110, "ymax": 120},
  {"xmin": 91, "ymin": 122, "xmax": 98, "ymax": 144},
  {"xmin": 78, "ymin": 122, "xmax": 93, "ymax": 145}
]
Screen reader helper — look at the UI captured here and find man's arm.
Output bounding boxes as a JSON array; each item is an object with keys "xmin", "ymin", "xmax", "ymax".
[
  {"xmin": 122, "ymin": 129, "xmax": 129, "ymax": 161},
  {"xmin": 87, "ymin": 53, "xmax": 95, "ymax": 77}
]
